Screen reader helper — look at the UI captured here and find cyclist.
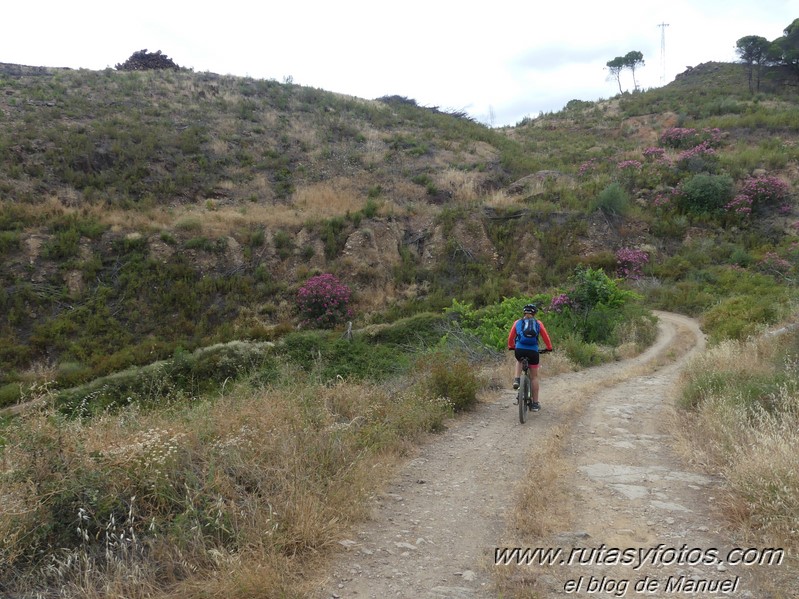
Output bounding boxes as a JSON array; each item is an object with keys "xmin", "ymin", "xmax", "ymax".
[{"xmin": 507, "ymin": 303, "xmax": 553, "ymax": 412}]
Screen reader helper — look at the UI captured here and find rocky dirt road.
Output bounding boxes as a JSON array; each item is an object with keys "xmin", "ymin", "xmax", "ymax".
[{"xmin": 315, "ymin": 312, "xmax": 793, "ymax": 598}]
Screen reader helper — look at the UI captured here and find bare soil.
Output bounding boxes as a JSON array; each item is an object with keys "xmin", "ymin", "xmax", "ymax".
[{"xmin": 313, "ymin": 312, "xmax": 796, "ymax": 598}]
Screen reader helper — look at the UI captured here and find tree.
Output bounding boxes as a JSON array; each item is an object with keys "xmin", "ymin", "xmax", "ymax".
[
  {"xmin": 623, "ymin": 51, "xmax": 645, "ymax": 90},
  {"xmin": 115, "ymin": 49, "xmax": 180, "ymax": 71},
  {"xmin": 736, "ymin": 35, "xmax": 772, "ymax": 92},
  {"xmin": 606, "ymin": 56, "xmax": 625, "ymax": 94},
  {"xmin": 771, "ymin": 18, "xmax": 799, "ymax": 77}
]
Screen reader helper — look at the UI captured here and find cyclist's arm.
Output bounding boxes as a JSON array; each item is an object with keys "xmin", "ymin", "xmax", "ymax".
[
  {"xmin": 538, "ymin": 320, "xmax": 554, "ymax": 351},
  {"xmin": 507, "ymin": 320, "xmax": 519, "ymax": 349}
]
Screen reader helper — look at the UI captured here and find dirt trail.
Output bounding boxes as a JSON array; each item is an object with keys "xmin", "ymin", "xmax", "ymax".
[{"xmin": 315, "ymin": 312, "xmax": 792, "ymax": 598}]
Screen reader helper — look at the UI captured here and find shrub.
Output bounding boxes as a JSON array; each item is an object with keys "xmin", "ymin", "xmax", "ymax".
[
  {"xmin": 740, "ymin": 175, "xmax": 791, "ymax": 213},
  {"xmin": 677, "ymin": 174, "xmax": 734, "ymax": 215},
  {"xmin": 417, "ymin": 351, "xmax": 479, "ymax": 412},
  {"xmin": 675, "ymin": 141, "xmax": 718, "ymax": 174},
  {"xmin": 557, "ymin": 266, "xmax": 641, "ymax": 345},
  {"xmin": 55, "ymin": 341, "xmax": 276, "ymax": 416},
  {"xmin": 0, "ymin": 231, "xmax": 20, "ymax": 256},
  {"xmin": 757, "ymin": 252, "xmax": 793, "ymax": 280},
  {"xmin": 365, "ymin": 312, "xmax": 448, "ymax": 347},
  {"xmin": 725, "ymin": 194, "xmax": 753, "ymax": 217},
  {"xmin": 446, "ymin": 296, "xmax": 550, "ymax": 352},
  {"xmin": 296, "ymin": 273, "xmax": 353, "ymax": 329},
  {"xmin": 615, "ymin": 247, "xmax": 649, "ymax": 280},
  {"xmin": 0, "ymin": 383, "xmax": 22, "ymax": 409},
  {"xmin": 660, "ymin": 127, "xmax": 699, "ymax": 149},
  {"xmin": 558, "ymin": 332, "xmax": 612, "ymax": 366},
  {"xmin": 591, "ymin": 182, "xmax": 629, "ymax": 216},
  {"xmin": 616, "ymin": 159, "xmax": 643, "ymax": 189},
  {"xmin": 659, "ymin": 127, "xmax": 722, "ymax": 150},
  {"xmin": 642, "ymin": 147, "xmax": 666, "ymax": 161},
  {"xmin": 322, "ymin": 339, "xmax": 404, "ymax": 381},
  {"xmin": 549, "ymin": 293, "xmax": 574, "ymax": 313}
]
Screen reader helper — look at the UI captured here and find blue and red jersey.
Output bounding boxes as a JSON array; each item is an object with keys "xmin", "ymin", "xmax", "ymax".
[{"xmin": 507, "ymin": 318, "xmax": 553, "ymax": 352}]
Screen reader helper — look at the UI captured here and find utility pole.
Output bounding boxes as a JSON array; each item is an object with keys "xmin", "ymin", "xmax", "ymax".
[{"xmin": 658, "ymin": 22, "xmax": 670, "ymax": 84}]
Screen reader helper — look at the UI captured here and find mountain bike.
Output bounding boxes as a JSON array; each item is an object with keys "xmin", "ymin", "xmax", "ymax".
[{"xmin": 516, "ymin": 350, "xmax": 550, "ymax": 424}]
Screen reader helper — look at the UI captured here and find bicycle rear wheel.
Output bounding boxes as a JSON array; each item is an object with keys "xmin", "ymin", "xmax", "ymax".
[{"xmin": 518, "ymin": 374, "xmax": 530, "ymax": 424}]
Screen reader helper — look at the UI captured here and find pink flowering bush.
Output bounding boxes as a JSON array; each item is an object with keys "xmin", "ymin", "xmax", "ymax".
[
  {"xmin": 615, "ymin": 247, "xmax": 649, "ymax": 280},
  {"xmin": 725, "ymin": 194, "xmax": 753, "ymax": 215},
  {"xmin": 617, "ymin": 159, "xmax": 642, "ymax": 170},
  {"xmin": 642, "ymin": 147, "xmax": 666, "ymax": 161},
  {"xmin": 739, "ymin": 175, "xmax": 791, "ymax": 212},
  {"xmin": 616, "ymin": 159, "xmax": 643, "ymax": 189},
  {"xmin": 723, "ymin": 175, "xmax": 792, "ymax": 222},
  {"xmin": 758, "ymin": 252, "xmax": 793, "ymax": 278},
  {"xmin": 676, "ymin": 141, "xmax": 718, "ymax": 174},
  {"xmin": 651, "ymin": 191, "xmax": 674, "ymax": 208},
  {"xmin": 578, "ymin": 158, "xmax": 597, "ymax": 176},
  {"xmin": 660, "ymin": 127, "xmax": 697, "ymax": 149},
  {"xmin": 677, "ymin": 141, "xmax": 716, "ymax": 162},
  {"xmin": 296, "ymin": 273, "xmax": 353, "ymax": 329},
  {"xmin": 659, "ymin": 127, "xmax": 723, "ymax": 150},
  {"xmin": 549, "ymin": 293, "xmax": 574, "ymax": 313}
]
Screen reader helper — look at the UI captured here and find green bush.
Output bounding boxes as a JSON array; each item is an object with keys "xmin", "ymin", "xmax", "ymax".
[
  {"xmin": 417, "ymin": 351, "xmax": 479, "ymax": 412},
  {"xmin": 591, "ymin": 182, "xmax": 629, "ymax": 217},
  {"xmin": 702, "ymin": 294, "xmax": 785, "ymax": 343},
  {"xmin": 678, "ymin": 173, "xmax": 734, "ymax": 215},
  {"xmin": 0, "ymin": 231, "xmax": 20, "ymax": 256},
  {"xmin": 446, "ymin": 296, "xmax": 549, "ymax": 351},
  {"xmin": 55, "ymin": 341, "xmax": 276, "ymax": 416},
  {"xmin": 365, "ymin": 312, "xmax": 448, "ymax": 347},
  {"xmin": 321, "ymin": 339, "xmax": 403, "ymax": 381},
  {"xmin": 0, "ymin": 383, "xmax": 22, "ymax": 409},
  {"xmin": 559, "ymin": 333, "xmax": 612, "ymax": 366}
]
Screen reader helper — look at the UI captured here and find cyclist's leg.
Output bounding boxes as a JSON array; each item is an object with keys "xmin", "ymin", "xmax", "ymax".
[
  {"xmin": 529, "ymin": 351, "xmax": 542, "ymax": 406},
  {"xmin": 512, "ymin": 350, "xmax": 525, "ymax": 388},
  {"xmin": 513, "ymin": 350, "xmax": 523, "ymax": 377},
  {"xmin": 530, "ymin": 366, "xmax": 540, "ymax": 403}
]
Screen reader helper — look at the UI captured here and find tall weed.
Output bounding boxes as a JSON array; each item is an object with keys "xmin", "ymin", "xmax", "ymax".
[
  {"xmin": 677, "ymin": 332, "xmax": 799, "ymax": 545},
  {"xmin": 0, "ymin": 374, "xmax": 454, "ymax": 597}
]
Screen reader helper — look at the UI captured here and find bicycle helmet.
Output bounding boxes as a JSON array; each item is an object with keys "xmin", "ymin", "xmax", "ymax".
[{"xmin": 523, "ymin": 303, "xmax": 537, "ymax": 314}]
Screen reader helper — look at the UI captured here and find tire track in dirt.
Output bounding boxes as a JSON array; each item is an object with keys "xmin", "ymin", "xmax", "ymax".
[{"xmin": 314, "ymin": 312, "xmax": 790, "ymax": 598}]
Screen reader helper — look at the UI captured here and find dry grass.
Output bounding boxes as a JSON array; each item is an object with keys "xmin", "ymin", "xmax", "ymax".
[
  {"xmin": 675, "ymin": 334, "xmax": 799, "ymax": 549},
  {"xmin": 0, "ymin": 374, "xmax": 452, "ymax": 598},
  {"xmin": 6, "ymin": 185, "xmax": 373, "ymax": 242},
  {"xmin": 292, "ymin": 178, "xmax": 366, "ymax": 218},
  {"xmin": 671, "ymin": 331, "xmax": 799, "ymax": 593},
  {"xmin": 436, "ymin": 168, "xmax": 481, "ymax": 203},
  {"xmin": 483, "ymin": 189, "xmax": 520, "ymax": 209}
]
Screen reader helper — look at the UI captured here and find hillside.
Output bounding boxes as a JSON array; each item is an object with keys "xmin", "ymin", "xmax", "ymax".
[
  {"xmin": 2, "ymin": 56, "xmax": 799, "ymax": 599},
  {"xmin": 1, "ymin": 60, "xmax": 798, "ymax": 399}
]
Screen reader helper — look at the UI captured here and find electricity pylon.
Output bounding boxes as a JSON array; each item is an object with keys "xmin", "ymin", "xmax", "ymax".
[{"xmin": 658, "ymin": 22, "xmax": 670, "ymax": 84}]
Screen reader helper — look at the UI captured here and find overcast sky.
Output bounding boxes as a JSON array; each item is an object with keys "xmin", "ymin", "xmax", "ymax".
[{"xmin": 4, "ymin": 1, "xmax": 797, "ymax": 126}]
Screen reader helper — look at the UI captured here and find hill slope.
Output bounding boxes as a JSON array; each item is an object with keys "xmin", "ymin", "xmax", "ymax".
[{"xmin": 1, "ymin": 60, "xmax": 798, "ymax": 398}]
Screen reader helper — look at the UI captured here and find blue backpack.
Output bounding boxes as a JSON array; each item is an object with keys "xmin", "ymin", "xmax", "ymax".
[{"xmin": 518, "ymin": 318, "xmax": 540, "ymax": 339}]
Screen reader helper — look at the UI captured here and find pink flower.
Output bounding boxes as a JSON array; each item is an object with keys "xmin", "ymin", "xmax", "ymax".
[
  {"xmin": 296, "ymin": 273, "xmax": 353, "ymax": 328},
  {"xmin": 615, "ymin": 247, "xmax": 649, "ymax": 280}
]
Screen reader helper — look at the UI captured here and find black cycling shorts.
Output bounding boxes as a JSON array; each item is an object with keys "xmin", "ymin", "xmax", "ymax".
[{"xmin": 514, "ymin": 348, "xmax": 540, "ymax": 366}]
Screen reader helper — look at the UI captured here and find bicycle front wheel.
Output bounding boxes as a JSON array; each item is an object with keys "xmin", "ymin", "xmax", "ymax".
[{"xmin": 518, "ymin": 375, "xmax": 530, "ymax": 424}]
